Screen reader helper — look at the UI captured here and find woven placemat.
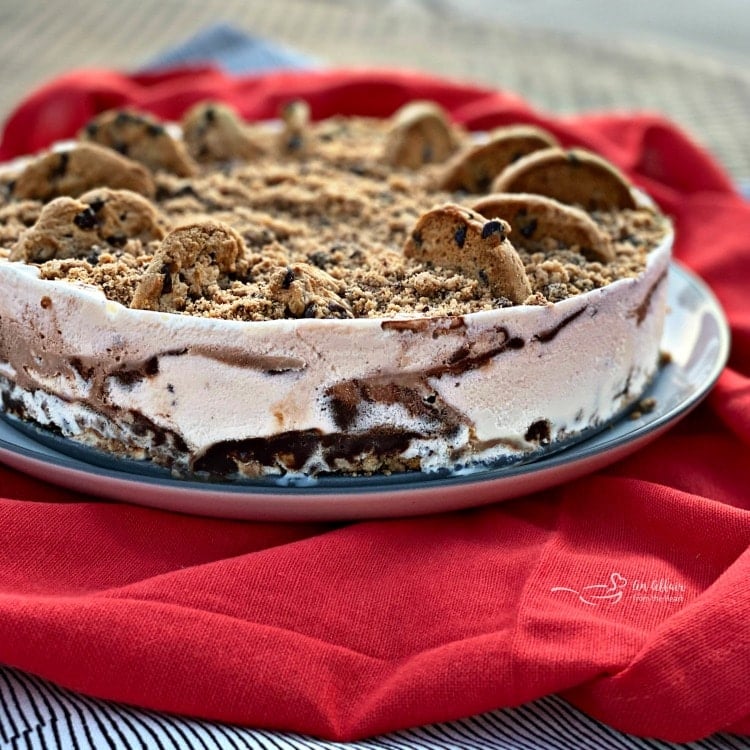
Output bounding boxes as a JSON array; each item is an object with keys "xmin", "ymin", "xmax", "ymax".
[{"xmin": 2, "ymin": 0, "xmax": 749, "ymax": 180}]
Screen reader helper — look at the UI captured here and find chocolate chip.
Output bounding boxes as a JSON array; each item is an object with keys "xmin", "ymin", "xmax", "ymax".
[
  {"xmin": 114, "ymin": 111, "xmax": 136, "ymax": 126},
  {"xmin": 144, "ymin": 356, "xmax": 159, "ymax": 376},
  {"xmin": 481, "ymin": 220, "xmax": 505, "ymax": 240},
  {"xmin": 160, "ymin": 264, "xmax": 173, "ymax": 294},
  {"xmin": 302, "ymin": 303, "xmax": 318, "ymax": 318},
  {"xmin": 282, "ymin": 268, "xmax": 295, "ymax": 289},
  {"xmin": 308, "ymin": 251, "xmax": 330, "ymax": 269},
  {"xmin": 525, "ymin": 419, "xmax": 551, "ymax": 445},
  {"xmin": 87, "ymin": 198, "xmax": 105, "ymax": 214},
  {"xmin": 454, "ymin": 224, "xmax": 467, "ymax": 248},
  {"xmin": 105, "ymin": 234, "xmax": 127, "ymax": 248},
  {"xmin": 411, "ymin": 229, "xmax": 423, "ymax": 248},
  {"xmin": 73, "ymin": 207, "xmax": 98, "ymax": 230},
  {"xmin": 519, "ymin": 218, "xmax": 538, "ymax": 238},
  {"xmin": 146, "ymin": 123, "xmax": 165, "ymax": 137},
  {"xmin": 327, "ymin": 301, "xmax": 348, "ymax": 315},
  {"xmin": 52, "ymin": 152, "xmax": 69, "ymax": 179},
  {"xmin": 204, "ymin": 107, "xmax": 216, "ymax": 123},
  {"xmin": 478, "ymin": 269, "xmax": 489, "ymax": 285},
  {"xmin": 85, "ymin": 122, "xmax": 99, "ymax": 137},
  {"xmin": 507, "ymin": 336, "xmax": 525, "ymax": 349}
]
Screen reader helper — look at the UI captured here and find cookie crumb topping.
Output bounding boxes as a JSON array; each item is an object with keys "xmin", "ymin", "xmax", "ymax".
[{"xmin": 0, "ymin": 103, "xmax": 669, "ymax": 319}]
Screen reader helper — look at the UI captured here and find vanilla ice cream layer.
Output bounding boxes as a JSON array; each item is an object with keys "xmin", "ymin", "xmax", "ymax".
[{"xmin": 0, "ymin": 229, "xmax": 671, "ymax": 477}]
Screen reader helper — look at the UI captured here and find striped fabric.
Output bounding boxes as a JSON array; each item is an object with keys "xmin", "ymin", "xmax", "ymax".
[{"xmin": 0, "ymin": 666, "xmax": 747, "ymax": 750}]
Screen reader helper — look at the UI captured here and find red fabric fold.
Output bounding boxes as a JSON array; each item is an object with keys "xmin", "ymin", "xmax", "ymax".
[{"xmin": 0, "ymin": 67, "xmax": 749, "ymax": 743}]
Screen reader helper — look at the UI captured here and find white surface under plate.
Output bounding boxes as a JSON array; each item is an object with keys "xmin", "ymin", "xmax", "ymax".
[{"xmin": 0, "ymin": 262, "xmax": 730, "ymax": 521}]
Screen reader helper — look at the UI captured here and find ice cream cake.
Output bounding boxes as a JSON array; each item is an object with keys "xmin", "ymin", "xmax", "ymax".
[{"xmin": 0, "ymin": 101, "xmax": 672, "ymax": 479}]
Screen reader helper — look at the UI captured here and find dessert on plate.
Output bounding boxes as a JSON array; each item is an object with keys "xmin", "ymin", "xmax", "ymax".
[{"xmin": 0, "ymin": 100, "xmax": 672, "ymax": 479}]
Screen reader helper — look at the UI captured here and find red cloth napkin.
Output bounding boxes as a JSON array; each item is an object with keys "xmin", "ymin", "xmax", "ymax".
[{"xmin": 1, "ymin": 67, "xmax": 750, "ymax": 743}]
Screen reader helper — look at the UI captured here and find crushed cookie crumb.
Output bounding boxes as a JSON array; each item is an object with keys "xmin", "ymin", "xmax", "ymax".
[
  {"xmin": 629, "ymin": 396, "xmax": 657, "ymax": 420},
  {"xmin": 1, "ymin": 115, "xmax": 669, "ymax": 320}
]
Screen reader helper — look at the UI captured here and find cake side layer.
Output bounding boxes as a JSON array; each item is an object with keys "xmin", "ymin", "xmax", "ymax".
[{"xmin": 0, "ymin": 229, "xmax": 671, "ymax": 477}]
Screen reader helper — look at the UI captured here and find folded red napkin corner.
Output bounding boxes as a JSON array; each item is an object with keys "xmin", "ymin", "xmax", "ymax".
[{"xmin": 1, "ymin": 68, "xmax": 749, "ymax": 743}]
